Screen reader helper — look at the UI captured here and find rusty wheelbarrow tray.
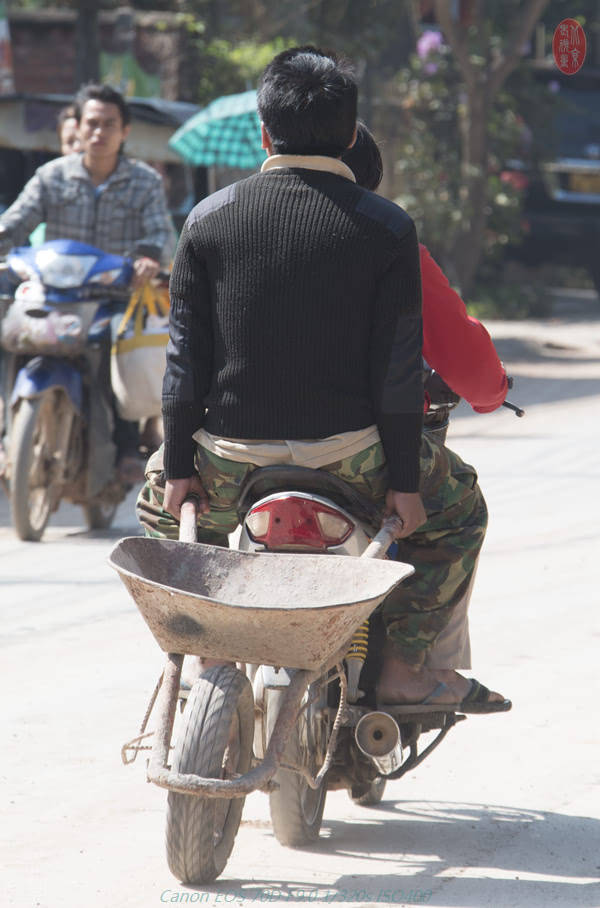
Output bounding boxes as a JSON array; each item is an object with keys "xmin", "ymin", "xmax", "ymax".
[
  {"xmin": 108, "ymin": 535, "xmax": 411, "ymax": 670},
  {"xmin": 108, "ymin": 507, "xmax": 412, "ymax": 799}
]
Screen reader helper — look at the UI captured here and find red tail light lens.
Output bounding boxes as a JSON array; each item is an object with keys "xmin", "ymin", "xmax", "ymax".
[{"xmin": 245, "ymin": 495, "xmax": 354, "ymax": 551}]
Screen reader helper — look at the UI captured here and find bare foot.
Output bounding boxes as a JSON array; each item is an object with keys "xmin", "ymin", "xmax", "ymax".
[
  {"xmin": 434, "ymin": 669, "xmax": 505, "ymax": 703},
  {"xmin": 377, "ymin": 646, "xmax": 458, "ymax": 705}
]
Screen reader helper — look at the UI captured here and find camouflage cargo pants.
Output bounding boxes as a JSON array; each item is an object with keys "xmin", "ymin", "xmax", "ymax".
[{"xmin": 136, "ymin": 436, "xmax": 486, "ymax": 667}]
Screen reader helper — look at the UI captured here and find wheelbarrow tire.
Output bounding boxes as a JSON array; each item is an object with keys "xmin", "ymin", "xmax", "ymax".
[
  {"xmin": 166, "ymin": 665, "xmax": 254, "ymax": 884},
  {"xmin": 268, "ymin": 689, "xmax": 327, "ymax": 847}
]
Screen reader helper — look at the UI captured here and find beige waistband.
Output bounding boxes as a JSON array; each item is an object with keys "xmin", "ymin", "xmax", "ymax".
[{"xmin": 193, "ymin": 425, "xmax": 381, "ymax": 468}]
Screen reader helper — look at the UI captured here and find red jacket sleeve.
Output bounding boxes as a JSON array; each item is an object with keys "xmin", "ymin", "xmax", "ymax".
[{"xmin": 420, "ymin": 244, "xmax": 507, "ymax": 413}]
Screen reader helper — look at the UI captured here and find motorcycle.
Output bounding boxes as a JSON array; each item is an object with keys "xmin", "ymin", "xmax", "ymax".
[
  {"xmin": 0, "ymin": 239, "xmax": 136, "ymax": 541},
  {"xmin": 109, "ymin": 467, "xmax": 471, "ymax": 884}
]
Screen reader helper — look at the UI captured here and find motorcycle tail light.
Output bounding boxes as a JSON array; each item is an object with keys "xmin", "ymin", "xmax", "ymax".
[
  {"xmin": 245, "ymin": 495, "xmax": 354, "ymax": 551},
  {"xmin": 245, "ymin": 509, "xmax": 270, "ymax": 539}
]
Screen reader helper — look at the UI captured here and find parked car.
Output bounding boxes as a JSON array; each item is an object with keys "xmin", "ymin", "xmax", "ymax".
[{"xmin": 507, "ymin": 67, "xmax": 600, "ymax": 295}]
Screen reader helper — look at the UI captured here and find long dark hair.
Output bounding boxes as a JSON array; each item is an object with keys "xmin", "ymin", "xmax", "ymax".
[{"xmin": 342, "ymin": 120, "xmax": 383, "ymax": 191}]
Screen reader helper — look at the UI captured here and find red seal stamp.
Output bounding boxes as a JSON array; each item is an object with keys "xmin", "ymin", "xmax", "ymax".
[{"xmin": 552, "ymin": 19, "xmax": 586, "ymax": 75}]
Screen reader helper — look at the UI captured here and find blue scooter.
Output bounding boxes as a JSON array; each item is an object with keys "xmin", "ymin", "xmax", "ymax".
[{"xmin": 0, "ymin": 239, "xmax": 134, "ymax": 540}]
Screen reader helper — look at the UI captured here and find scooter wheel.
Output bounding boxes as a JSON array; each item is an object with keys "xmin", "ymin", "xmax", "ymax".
[{"xmin": 10, "ymin": 391, "xmax": 71, "ymax": 541}]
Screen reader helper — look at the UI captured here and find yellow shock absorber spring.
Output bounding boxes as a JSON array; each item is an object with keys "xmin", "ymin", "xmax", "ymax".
[{"xmin": 345, "ymin": 619, "xmax": 369, "ymax": 702}]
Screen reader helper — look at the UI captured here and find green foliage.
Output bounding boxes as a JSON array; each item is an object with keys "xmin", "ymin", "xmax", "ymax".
[
  {"xmin": 467, "ymin": 280, "xmax": 552, "ymax": 319},
  {"xmin": 391, "ymin": 38, "xmax": 522, "ymax": 270},
  {"xmin": 390, "ymin": 29, "xmax": 559, "ymax": 295},
  {"xmin": 227, "ymin": 37, "xmax": 295, "ymax": 84},
  {"xmin": 189, "ymin": 35, "xmax": 296, "ymax": 105},
  {"xmin": 212, "ymin": 38, "xmax": 295, "ymax": 89}
]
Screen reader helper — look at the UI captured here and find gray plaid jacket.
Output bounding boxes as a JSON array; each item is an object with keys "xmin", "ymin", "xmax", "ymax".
[{"xmin": 0, "ymin": 153, "xmax": 175, "ymax": 264}]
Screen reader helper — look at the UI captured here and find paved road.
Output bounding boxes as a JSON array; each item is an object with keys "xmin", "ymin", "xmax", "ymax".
[{"xmin": 2, "ymin": 312, "xmax": 600, "ymax": 908}]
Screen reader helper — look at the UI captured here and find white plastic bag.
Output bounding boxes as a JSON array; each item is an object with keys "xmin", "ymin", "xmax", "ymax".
[
  {"xmin": 1, "ymin": 281, "xmax": 85, "ymax": 356},
  {"xmin": 110, "ymin": 284, "xmax": 169, "ymax": 421}
]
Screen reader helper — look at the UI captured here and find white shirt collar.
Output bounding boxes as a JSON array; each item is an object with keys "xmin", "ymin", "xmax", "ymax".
[{"xmin": 261, "ymin": 154, "xmax": 356, "ymax": 183}]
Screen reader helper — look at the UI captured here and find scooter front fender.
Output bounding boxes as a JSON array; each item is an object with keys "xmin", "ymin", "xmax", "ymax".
[{"xmin": 10, "ymin": 356, "xmax": 83, "ymax": 412}]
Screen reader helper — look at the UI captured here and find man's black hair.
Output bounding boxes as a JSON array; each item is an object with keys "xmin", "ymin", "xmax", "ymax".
[
  {"xmin": 342, "ymin": 120, "xmax": 383, "ymax": 192},
  {"xmin": 74, "ymin": 83, "xmax": 131, "ymax": 127},
  {"xmin": 257, "ymin": 46, "xmax": 357, "ymax": 157}
]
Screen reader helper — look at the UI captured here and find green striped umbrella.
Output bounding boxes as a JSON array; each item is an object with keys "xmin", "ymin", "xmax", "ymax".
[{"xmin": 168, "ymin": 90, "xmax": 266, "ymax": 169}]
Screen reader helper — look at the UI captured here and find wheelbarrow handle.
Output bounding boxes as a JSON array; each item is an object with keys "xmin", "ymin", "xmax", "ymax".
[
  {"xmin": 362, "ymin": 516, "xmax": 404, "ymax": 559},
  {"xmin": 179, "ymin": 495, "xmax": 200, "ymax": 543}
]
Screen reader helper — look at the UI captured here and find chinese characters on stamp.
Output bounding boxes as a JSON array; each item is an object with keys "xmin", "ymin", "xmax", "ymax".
[{"xmin": 552, "ymin": 18, "xmax": 586, "ymax": 75}]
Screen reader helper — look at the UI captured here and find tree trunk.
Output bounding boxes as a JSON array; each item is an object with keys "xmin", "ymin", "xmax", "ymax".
[
  {"xmin": 433, "ymin": 0, "xmax": 551, "ymax": 296},
  {"xmin": 75, "ymin": 0, "xmax": 99, "ymax": 88},
  {"xmin": 451, "ymin": 87, "xmax": 490, "ymax": 295}
]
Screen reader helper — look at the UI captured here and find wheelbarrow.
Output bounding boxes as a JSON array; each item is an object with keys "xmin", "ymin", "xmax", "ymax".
[{"xmin": 108, "ymin": 500, "xmax": 413, "ymax": 882}]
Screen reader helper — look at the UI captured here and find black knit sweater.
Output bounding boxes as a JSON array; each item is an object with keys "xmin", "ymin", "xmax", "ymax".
[{"xmin": 163, "ymin": 167, "xmax": 424, "ymax": 491}]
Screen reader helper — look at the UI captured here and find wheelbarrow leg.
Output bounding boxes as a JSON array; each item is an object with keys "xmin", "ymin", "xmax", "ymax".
[{"xmin": 152, "ymin": 652, "xmax": 184, "ymax": 770}]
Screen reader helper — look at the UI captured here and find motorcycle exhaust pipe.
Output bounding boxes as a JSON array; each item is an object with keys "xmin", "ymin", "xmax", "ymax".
[{"xmin": 354, "ymin": 711, "xmax": 403, "ymax": 776}]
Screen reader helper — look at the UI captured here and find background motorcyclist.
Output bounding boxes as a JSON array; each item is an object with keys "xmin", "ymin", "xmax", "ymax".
[
  {"xmin": 342, "ymin": 121, "xmax": 509, "ymax": 711},
  {"xmin": 0, "ymin": 83, "xmax": 174, "ymax": 482}
]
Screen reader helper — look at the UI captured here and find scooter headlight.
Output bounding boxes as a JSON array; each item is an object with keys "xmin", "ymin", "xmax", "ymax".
[{"xmin": 34, "ymin": 249, "xmax": 99, "ymax": 288}]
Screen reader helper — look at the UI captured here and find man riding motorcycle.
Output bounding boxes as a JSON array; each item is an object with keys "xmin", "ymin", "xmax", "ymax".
[
  {"xmin": 137, "ymin": 46, "xmax": 509, "ymax": 713},
  {"xmin": 0, "ymin": 83, "xmax": 174, "ymax": 483}
]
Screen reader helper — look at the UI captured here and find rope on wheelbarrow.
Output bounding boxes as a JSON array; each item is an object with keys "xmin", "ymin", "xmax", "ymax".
[{"xmin": 120, "ymin": 671, "xmax": 165, "ymax": 765}]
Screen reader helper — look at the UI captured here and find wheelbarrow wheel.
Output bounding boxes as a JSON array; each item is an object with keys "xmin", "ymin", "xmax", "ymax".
[
  {"xmin": 268, "ymin": 687, "xmax": 327, "ymax": 847},
  {"xmin": 166, "ymin": 665, "xmax": 254, "ymax": 884}
]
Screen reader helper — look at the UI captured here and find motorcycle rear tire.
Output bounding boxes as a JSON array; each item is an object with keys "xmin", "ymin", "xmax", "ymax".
[
  {"xmin": 10, "ymin": 392, "xmax": 70, "ymax": 542},
  {"xmin": 166, "ymin": 665, "xmax": 254, "ymax": 884},
  {"xmin": 351, "ymin": 775, "xmax": 387, "ymax": 806},
  {"xmin": 268, "ymin": 689, "xmax": 327, "ymax": 847}
]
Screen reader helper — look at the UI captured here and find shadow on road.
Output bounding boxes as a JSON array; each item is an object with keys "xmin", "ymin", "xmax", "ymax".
[
  {"xmin": 492, "ymin": 335, "xmax": 600, "ymax": 365},
  {"xmin": 193, "ymin": 800, "xmax": 600, "ymax": 905},
  {"xmin": 64, "ymin": 525, "xmax": 143, "ymax": 540}
]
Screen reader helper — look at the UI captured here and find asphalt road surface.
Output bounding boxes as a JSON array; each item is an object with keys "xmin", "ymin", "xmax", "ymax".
[{"xmin": 2, "ymin": 311, "xmax": 600, "ymax": 908}]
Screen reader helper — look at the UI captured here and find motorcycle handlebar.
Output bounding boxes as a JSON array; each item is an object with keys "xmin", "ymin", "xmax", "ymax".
[
  {"xmin": 502, "ymin": 399, "xmax": 525, "ymax": 417},
  {"xmin": 66, "ymin": 277, "xmax": 171, "ymax": 301},
  {"xmin": 502, "ymin": 375, "xmax": 525, "ymax": 417}
]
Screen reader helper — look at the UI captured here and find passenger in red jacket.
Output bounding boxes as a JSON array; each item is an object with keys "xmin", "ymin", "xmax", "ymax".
[
  {"xmin": 421, "ymin": 242, "xmax": 507, "ymax": 414},
  {"xmin": 343, "ymin": 122, "xmax": 509, "ymax": 709}
]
